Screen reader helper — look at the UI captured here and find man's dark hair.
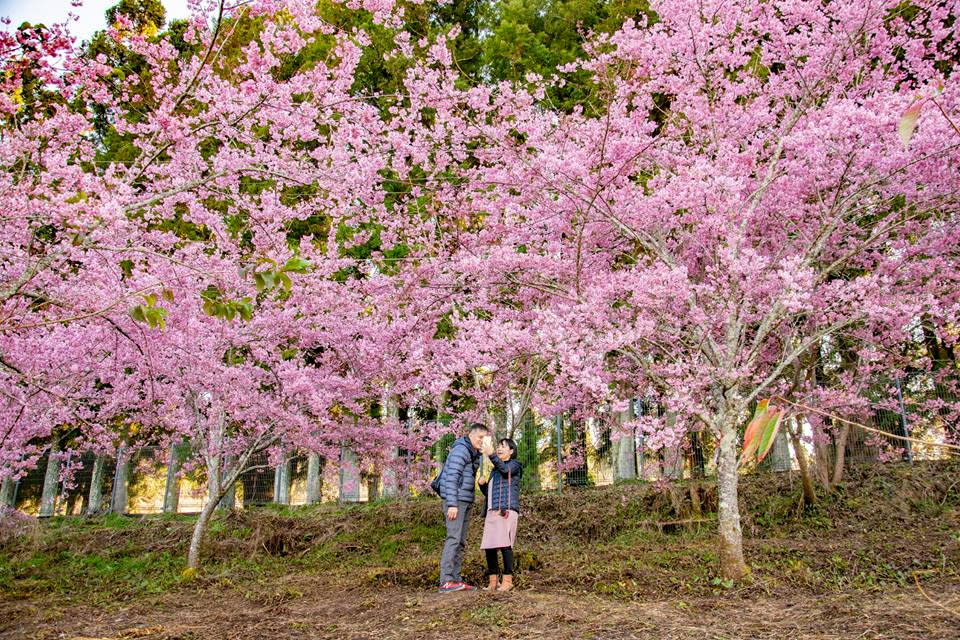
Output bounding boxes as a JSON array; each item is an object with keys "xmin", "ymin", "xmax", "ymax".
[{"xmin": 468, "ymin": 423, "xmax": 490, "ymax": 434}]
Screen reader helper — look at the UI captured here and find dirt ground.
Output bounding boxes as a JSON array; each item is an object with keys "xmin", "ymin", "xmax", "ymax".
[{"xmin": 3, "ymin": 574, "xmax": 960, "ymax": 640}]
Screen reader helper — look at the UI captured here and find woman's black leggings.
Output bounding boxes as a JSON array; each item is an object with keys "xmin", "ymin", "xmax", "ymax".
[{"xmin": 485, "ymin": 547, "xmax": 514, "ymax": 576}]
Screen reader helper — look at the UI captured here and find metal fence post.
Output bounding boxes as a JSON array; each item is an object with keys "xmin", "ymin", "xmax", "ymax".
[
  {"xmin": 0, "ymin": 476, "xmax": 13, "ymax": 508},
  {"xmin": 634, "ymin": 399, "xmax": 647, "ymax": 480},
  {"xmin": 110, "ymin": 445, "xmax": 129, "ymax": 515},
  {"xmin": 306, "ymin": 453, "xmax": 323, "ymax": 504},
  {"xmin": 60, "ymin": 451, "xmax": 73, "ymax": 515},
  {"xmin": 555, "ymin": 414, "xmax": 563, "ymax": 492},
  {"xmin": 87, "ymin": 454, "xmax": 106, "ymax": 515},
  {"xmin": 39, "ymin": 442, "xmax": 60, "ymax": 517},
  {"xmin": 338, "ymin": 445, "xmax": 360, "ymax": 503},
  {"xmin": 163, "ymin": 442, "xmax": 185, "ymax": 513},
  {"xmin": 275, "ymin": 457, "xmax": 292, "ymax": 505},
  {"xmin": 895, "ymin": 377, "xmax": 913, "ymax": 463}
]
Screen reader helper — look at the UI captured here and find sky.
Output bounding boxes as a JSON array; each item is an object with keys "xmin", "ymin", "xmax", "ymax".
[{"xmin": 0, "ymin": 0, "xmax": 192, "ymax": 42}]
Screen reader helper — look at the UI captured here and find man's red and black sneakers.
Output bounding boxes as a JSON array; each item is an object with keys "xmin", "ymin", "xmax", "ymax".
[{"xmin": 438, "ymin": 581, "xmax": 477, "ymax": 593}]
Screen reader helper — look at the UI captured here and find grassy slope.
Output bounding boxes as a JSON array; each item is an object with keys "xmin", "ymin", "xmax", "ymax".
[{"xmin": 1, "ymin": 461, "xmax": 958, "ymax": 638}]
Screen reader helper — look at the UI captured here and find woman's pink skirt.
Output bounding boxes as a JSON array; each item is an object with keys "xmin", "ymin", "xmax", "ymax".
[{"xmin": 479, "ymin": 509, "xmax": 518, "ymax": 549}]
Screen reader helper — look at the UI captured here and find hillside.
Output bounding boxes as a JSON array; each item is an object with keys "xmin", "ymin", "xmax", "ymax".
[{"xmin": 2, "ymin": 462, "xmax": 959, "ymax": 639}]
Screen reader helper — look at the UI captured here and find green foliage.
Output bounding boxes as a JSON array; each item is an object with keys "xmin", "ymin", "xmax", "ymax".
[
  {"xmin": 252, "ymin": 256, "xmax": 312, "ymax": 294},
  {"xmin": 105, "ymin": 0, "xmax": 167, "ymax": 34},
  {"xmin": 517, "ymin": 414, "xmax": 541, "ymax": 491},
  {"xmin": 201, "ymin": 286, "xmax": 254, "ymax": 322},
  {"xmin": 128, "ymin": 292, "xmax": 170, "ymax": 329},
  {"xmin": 478, "ymin": 0, "xmax": 655, "ymax": 111}
]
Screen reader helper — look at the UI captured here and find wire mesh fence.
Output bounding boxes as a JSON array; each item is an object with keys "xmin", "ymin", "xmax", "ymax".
[{"xmin": 4, "ymin": 376, "xmax": 956, "ymax": 517}]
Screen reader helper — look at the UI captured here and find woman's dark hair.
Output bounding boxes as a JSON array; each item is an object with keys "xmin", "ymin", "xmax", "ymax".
[{"xmin": 499, "ymin": 438, "xmax": 518, "ymax": 460}]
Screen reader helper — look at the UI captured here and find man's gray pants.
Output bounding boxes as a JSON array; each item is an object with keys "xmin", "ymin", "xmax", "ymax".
[{"xmin": 440, "ymin": 501, "xmax": 473, "ymax": 583}]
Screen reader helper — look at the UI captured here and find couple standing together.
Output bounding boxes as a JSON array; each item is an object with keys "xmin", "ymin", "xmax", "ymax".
[{"xmin": 437, "ymin": 423, "xmax": 523, "ymax": 593}]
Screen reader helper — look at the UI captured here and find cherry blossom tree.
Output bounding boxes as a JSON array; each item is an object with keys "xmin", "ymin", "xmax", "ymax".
[
  {"xmin": 0, "ymin": 0, "xmax": 428, "ymax": 564},
  {"xmin": 393, "ymin": 0, "xmax": 960, "ymax": 579}
]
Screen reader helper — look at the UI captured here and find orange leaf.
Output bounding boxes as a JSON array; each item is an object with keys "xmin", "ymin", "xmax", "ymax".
[
  {"xmin": 739, "ymin": 400, "xmax": 770, "ymax": 466},
  {"xmin": 756, "ymin": 409, "xmax": 785, "ymax": 463},
  {"xmin": 899, "ymin": 99, "xmax": 924, "ymax": 149}
]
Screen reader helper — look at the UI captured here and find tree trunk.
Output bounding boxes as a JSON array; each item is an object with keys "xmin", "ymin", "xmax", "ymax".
[
  {"xmin": 187, "ymin": 439, "xmax": 275, "ymax": 570},
  {"xmin": 690, "ymin": 482, "xmax": 702, "ymax": 518},
  {"xmin": 786, "ymin": 420, "xmax": 818, "ymax": 506},
  {"xmin": 189, "ymin": 444, "xmax": 226, "ymax": 571},
  {"xmin": 830, "ymin": 422, "xmax": 850, "ymax": 488},
  {"xmin": 812, "ymin": 437, "xmax": 832, "ymax": 487},
  {"xmin": 716, "ymin": 417, "xmax": 750, "ymax": 580},
  {"xmin": 187, "ymin": 496, "xmax": 219, "ymax": 570}
]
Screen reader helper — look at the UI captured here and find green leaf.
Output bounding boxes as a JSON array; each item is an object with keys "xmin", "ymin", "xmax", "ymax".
[
  {"xmin": 161, "ymin": 289, "xmax": 175, "ymax": 303},
  {"xmin": 129, "ymin": 305, "xmax": 146, "ymax": 323},
  {"xmin": 261, "ymin": 271, "xmax": 276, "ymax": 290},
  {"xmin": 201, "ymin": 285, "xmax": 221, "ymax": 302},
  {"xmin": 277, "ymin": 272, "xmax": 293, "ymax": 292},
  {"xmin": 145, "ymin": 307, "xmax": 168, "ymax": 330},
  {"xmin": 238, "ymin": 302, "xmax": 253, "ymax": 322},
  {"xmin": 144, "ymin": 293, "xmax": 158, "ymax": 307},
  {"xmin": 282, "ymin": 257, "xmax": 311, "ymax": 273},
  {"xmin": 253, "ymin": 272, "xmax": 266, "ymax": 291}
]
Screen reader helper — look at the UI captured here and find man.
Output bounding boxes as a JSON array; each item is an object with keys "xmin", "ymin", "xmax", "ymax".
[{"xmin": 437, "ymin": 422, "xmax": 491, "ymax": 593}]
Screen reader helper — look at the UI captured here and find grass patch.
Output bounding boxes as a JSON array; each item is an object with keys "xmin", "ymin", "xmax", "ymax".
[
  {"xmin": 465, "ymin": 603, "xmax": 506, "ymax": 628},
  {"xmin": 1, "ymin": 549, "xmax": 183, "ymax": 602}
]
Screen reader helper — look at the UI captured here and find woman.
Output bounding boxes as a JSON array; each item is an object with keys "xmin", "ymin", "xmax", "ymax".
[{"xmin": 478, "ymin": 437, "xmax": 523, "ymax": 591}]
